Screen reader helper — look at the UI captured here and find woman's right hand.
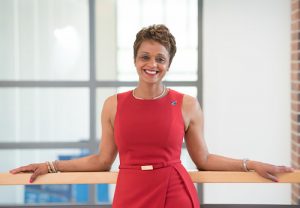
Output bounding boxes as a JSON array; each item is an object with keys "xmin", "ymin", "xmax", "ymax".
[{"xmin": 10, "ymin": 163, "xmax": 48, "ymax": 183}]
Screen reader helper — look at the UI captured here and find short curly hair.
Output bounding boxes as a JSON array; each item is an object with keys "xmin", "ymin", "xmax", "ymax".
[{"xmin": 133, "ymin": 24, "xmax": 177, "ymax": 66}]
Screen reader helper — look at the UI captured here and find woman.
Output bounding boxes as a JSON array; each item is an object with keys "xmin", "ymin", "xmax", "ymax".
[{"xmin": 10, "ymin": 24, "xmax": 293, "ymax": 208}]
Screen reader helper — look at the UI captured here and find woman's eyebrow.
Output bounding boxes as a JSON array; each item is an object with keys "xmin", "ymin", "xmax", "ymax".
[
  {"xmin": 137, "ymin": 52, "xmax": 168, "ymax": 57},
  {"xmin": 138, "ymin": 51, "xmax": 149, "ymax": 55}
]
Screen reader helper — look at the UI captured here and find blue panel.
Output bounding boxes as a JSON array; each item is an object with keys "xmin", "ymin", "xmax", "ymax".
[
  {"xmin": 73, "ymin": 184, "xmax": 89, "ymax": 203},
  {"xmin": 97, "ymin": 184, "xmax": 109, "ymax": 202},
  {"xmin": 24, "ymin": 150, "xmax": 109, "ymax": 204}
]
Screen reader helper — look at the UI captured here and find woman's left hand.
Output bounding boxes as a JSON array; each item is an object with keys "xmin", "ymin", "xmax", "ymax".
[{"xmin": 249, "ymin": 161, "xmax": 294, "ymax": 182}]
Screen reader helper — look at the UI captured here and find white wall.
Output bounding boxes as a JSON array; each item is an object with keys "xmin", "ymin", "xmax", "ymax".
[{"xmin": 203, "ymin": 0, "xmax": 291, "ymax": 204}]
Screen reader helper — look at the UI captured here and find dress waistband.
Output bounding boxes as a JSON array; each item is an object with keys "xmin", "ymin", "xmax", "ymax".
[{"xmin": 119, "ymin": 160, "xmax": 181, "ymax": 171}]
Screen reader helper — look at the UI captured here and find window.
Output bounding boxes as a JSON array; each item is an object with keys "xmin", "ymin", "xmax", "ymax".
[
  {"xmin": 97, "ymin": 0, "xmax": 198, "ymax": 81},
  {"xmin": 0, "ymin": 0, "xmax": 200, "ymax": 205}
]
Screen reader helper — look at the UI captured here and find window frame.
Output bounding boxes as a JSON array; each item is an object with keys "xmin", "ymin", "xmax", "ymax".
[{"xmin": 0, "ymin": 0, "xmax": 203, "ymax": 205}]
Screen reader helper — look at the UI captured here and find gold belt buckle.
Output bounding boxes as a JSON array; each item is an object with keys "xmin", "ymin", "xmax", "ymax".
[{"xmin": 141, "ymin": 165, "xmax": 153, "ymax": 171}]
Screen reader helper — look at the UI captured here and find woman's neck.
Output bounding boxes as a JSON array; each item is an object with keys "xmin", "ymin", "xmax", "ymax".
[{"xmin": 133, "ymin": 84, "xmax": 166, "ymax": 100}]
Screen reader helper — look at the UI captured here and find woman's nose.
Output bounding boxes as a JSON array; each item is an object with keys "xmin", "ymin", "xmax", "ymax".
[{"xmin": 147, "ymin": 58, "xmax": 157, "ymax": 67}]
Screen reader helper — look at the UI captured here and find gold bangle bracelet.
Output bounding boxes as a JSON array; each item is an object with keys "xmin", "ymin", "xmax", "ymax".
[{"xmin": 53, "ymin": 160, "xmax": 60, "ymax": 172}]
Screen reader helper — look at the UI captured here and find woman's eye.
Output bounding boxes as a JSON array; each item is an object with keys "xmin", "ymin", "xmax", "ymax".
[
  {"xmin": 141, "ymin": 56, "xmax": 149, "ymax": 60},
  {"xmin": 156, "ymin": 57, "xmax": 165, "ymax": 63}
]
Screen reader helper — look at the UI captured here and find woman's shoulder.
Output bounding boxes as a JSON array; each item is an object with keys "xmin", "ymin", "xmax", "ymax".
[
  {"xmin": 103, "ymin": 94, "xmax": 117, "ymax": 110},
  {"xmin": 116, "ymin": 90, "xmax": 133, "ymax": 104},
  {"xmin": 104, "ymin": 90, "xmax": 131, "ymax": 103},
  {"xmin": 117, "ymin": 90, "xmax": 132, "ymax": 97},
  {"xmin": 178, "ymin": 92, "xmax": 201, "ymax": 113},
  {"xmin": 168, "ymin": 89, "xmax": 198, "ymax": 105},
  {"xmin": 183, "ymin": 94, "xmax": 198, "ymax": 105}
]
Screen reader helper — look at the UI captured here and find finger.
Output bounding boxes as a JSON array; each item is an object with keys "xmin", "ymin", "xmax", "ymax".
[
  {"xmin": 9, "ymin": 168, "xmax": 20, "ymax": 174},
  {"xmin": 265, "ymin": 172, "xmax": 278, "ymax": 182},
  {"xmin": 10, "ymin": 166, "xmax": 25, "ymax": 174},
  {"xmin": 270, "ymin": 166, "xmax": 294, "ymax": 174},
  {"xmin": 277, "ymin": 166, "xmax": 294, "ymax": 172},
  {"xmin": 30, "ymin": 168, "xmax": 41, "ymax": 183},
  {"xmin": 10, "ymin": 165, "xmax": 34, "ymax": 174}
]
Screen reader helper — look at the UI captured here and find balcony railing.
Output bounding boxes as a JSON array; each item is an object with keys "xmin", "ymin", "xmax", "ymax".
[
  {"xmin": 0, "ymin": 170, "xmax": 299, "ymax": 207},
  {"xmin": 0, "ymin": 170, "xmax": 299, "ymax": 185}
]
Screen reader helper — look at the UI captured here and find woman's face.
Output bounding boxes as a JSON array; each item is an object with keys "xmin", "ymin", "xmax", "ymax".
[{"xmin": 135, "ymin": 40, "xmax": 170, "ymax": 84}]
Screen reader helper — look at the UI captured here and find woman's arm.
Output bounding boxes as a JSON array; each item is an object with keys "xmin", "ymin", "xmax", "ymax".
[
  {"xmin": 53, "ymin": 95, "xmax": 118, "ymax": 172},
  {"xmin": 182, "ymin": 94, "xmax": 293, "ymax": 182},
  {"xmin": 10, "ymin": 95, "xmax": 118, "ymax": 182}
]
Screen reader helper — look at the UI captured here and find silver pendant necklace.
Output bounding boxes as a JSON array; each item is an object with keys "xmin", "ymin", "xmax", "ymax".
[{"xmin": 132, "ymin": 85, "xmax": 166, "ymax": 100}]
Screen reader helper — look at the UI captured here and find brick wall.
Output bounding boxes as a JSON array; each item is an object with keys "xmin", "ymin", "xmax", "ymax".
[{"xmin": 291, "ymin": 0, "xmax": 300, "ymax": 204}]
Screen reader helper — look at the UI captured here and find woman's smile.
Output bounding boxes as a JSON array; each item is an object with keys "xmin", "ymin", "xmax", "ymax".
[{"xmin": 144, "ymin": 69, "xmax": 159, "ymax": 75}]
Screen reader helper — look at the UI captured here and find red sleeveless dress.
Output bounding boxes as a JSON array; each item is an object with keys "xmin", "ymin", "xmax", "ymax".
[{"xmin": 113, "ymin": 89, "xmax": 200, "ymax": 208}]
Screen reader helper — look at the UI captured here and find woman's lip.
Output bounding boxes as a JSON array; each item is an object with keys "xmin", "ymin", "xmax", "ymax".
[{"xmin": 144, "ymin": 69, "xmax": 159, "ymax": 75}]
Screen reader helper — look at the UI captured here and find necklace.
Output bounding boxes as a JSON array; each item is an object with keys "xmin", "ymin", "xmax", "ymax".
[{"xmin": 132, "ymin": 85, "xmax": 167, "ymax": 100}]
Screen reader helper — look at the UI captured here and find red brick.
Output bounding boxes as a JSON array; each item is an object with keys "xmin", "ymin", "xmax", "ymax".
[
  {"xmin": 291, "ymin": 112, "xmax": 300, "ymax": 122},
  {"xmin": 291, "ymin": 35, "xmax": 300, "ymax": 41},
  {"xmin": 291, "ymin": 92, "xmax": 300, "ymax": 101},
  {"xmin": 292, "ymin": 62, "xmax": 300, "ymax": 71},
  {"xmin": 292, "ymin": 184, "xmax": 300, "ymax": 195},
  {"xmin": 291, "ymin": 41, "xmax": 300, "ymax": 51},
  {"xmin": 291, "ymin": 21, "xmax": 300, "ymax": 31},
  {"xmin": 292, "ymin": 141, "xmax": 300, "ymax": 153},
  {"xmin": 291, "ymin": 192, "xmax": 299, "ymax": 205},
  {"xmin": 291, "ymin": 82, "xmax": 300, "ymax": 91},
  {"xmin": 291, "ymin": 122, "xmax": 300, "ymax": 133},
  {"xmin": 292, "ymin": 10, "xmax": 300, "ymax": 21},
  {"xmin": 291, "ymin": 32, "xmax": 299, "ymax": 41},
  {"xmin": 292, "ymin": 1, "xmax": 300, "ymax": 11},
  {"xmin": 291, "ymin": 72, "xmax": 300, "ymax": 81},
  {"xmin": 291, "ymin": 52, "xmax": 300, "ymax": 61},
  {"xmin": 292, "ymin": 132, "xmax": 300, "ymax": 143},
  {"xmin": 292, "ymin": 151, "xmax": 300, "ymax": 164}
]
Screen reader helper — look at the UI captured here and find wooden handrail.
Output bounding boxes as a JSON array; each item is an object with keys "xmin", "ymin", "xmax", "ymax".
[{"xmin": 0, "ymin": 170, "xmax": 299, "ymax": 185}]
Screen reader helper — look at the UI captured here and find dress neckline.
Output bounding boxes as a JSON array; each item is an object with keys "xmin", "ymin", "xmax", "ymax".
[{"xmin": 131, "ymin": 88, "xmax": 170, "ymax": 101}]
